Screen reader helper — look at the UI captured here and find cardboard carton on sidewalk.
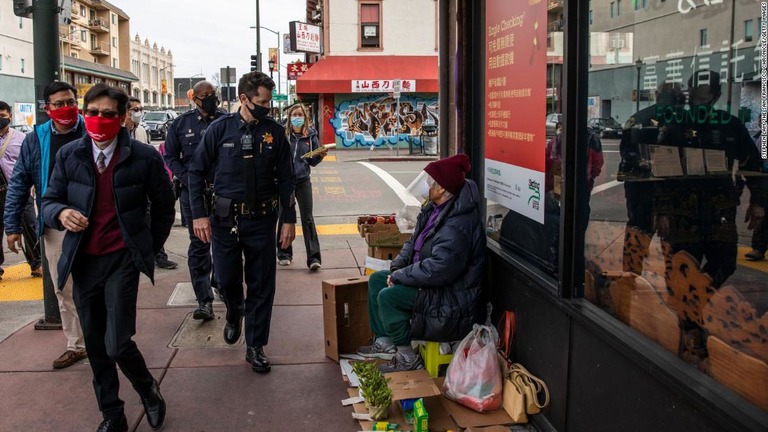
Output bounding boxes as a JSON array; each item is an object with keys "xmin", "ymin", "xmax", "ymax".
[{"xmin": 322, "ymin": 276, "xmax": 373, "ymax": 362}]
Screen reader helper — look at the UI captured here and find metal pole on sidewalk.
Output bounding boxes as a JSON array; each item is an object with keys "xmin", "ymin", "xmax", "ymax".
[{"xmin": 33, "ymin": 0, "xmax": 63, "ymax": 329}]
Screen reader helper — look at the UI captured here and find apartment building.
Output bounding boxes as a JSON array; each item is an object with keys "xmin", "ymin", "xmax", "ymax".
[
  {"xmin": 0, "ymin": 2, "xmax": 35, "ymax": 125},
  {"xmin": 130, "ymin": 35, "xmax": 175, "ymax": 110},
  {"xmin": 60, "ymin": 0, "xmax": 137, "ymax": 97}
]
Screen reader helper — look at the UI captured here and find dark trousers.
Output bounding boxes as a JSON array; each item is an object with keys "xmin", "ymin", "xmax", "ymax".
[
  {"xmin": 751, "ymin": 217, "xmax": 768, "ymax": 253},
  {"xmin": 181, "ymin": 186, "xmax": 214, "ymax": 303},
  {"xmin": 367, "ymin": 270, "xmax": 418, "ymax": 346},
  {"xmin": 0, "ymin": 195, "xmax": 41, "ymax": 275},
  {"xmin": 212, "ymin": 213, "xmax": 277, "ymax": 347},
  {"xmin": 277, "ymin": 178, "xmax": 321, "ymax": 267},
  {"xmin": 71, "ymin": 249, "xmax": 154, "ymax": 421}
]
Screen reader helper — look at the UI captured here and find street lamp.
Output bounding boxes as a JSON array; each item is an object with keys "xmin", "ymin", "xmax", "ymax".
[
  {"xmin": 250, "ymin": 25, "xmax": 282, "ymax": 119},
  {"xmin": 635, "ymin": 57, "xmax": 643, "ymax": 113}
]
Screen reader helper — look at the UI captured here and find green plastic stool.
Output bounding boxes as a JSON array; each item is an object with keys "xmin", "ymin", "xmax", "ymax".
[{"xmin": 419, "ymin": 341, "xmax": 454, "ymax": 378}]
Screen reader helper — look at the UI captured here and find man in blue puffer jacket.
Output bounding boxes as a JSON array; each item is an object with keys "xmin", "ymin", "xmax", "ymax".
[
  {"xmin": 4, "ymin": 81, "xmax": 88, "ymax": 370},
  {"xmin": 358, "ymin": 154, "xmax": 486, "ymax": 372}
]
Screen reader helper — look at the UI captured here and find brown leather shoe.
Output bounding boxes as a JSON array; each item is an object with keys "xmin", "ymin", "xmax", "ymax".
[
  {"xmin": 30, "ymin": 266, "xmax": 43, "ymax": 277},
  {"xmin": 52, "ymin": 350, "xmax": 87, "ymax": 369}
]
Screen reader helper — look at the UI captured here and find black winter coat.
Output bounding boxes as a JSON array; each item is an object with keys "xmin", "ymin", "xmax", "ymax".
[
  {"xmin": 42, "ymin": 129, "xmax": 176, "ymax": 289},
  {"xmin": 390, "ymin": 179, "xmax": 486, "ymax": 342}
]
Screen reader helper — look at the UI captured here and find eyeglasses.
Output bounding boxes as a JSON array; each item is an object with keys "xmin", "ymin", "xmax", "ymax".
[
  {"xmin": 83, "ymin": 109, "xmax": 121, "ymax": 119},
  {"xmin": 49, "ymin": 100, "xmax": 78, "ymax": 109}
]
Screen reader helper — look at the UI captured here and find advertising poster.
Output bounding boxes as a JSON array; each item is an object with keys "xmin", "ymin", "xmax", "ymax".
[
  {"xmin": 13, "ymin": 103, "xmax": 35, "ymax": 127},
  {"xmin": 484, "ymin": 0, "xmax": 547, "ymax": 224}
]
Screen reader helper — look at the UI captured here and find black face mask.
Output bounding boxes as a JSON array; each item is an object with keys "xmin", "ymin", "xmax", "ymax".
[
  {"xmin": 246, "ymin": 101, "xmax": 270, "ymax": 121},
  {"xmin": 0, "ymin": 117, "xmax": 9, "ymax": 130},
  {"xmin": 198, "ymin": 96, "xmax": 219, "ymax": 116}
]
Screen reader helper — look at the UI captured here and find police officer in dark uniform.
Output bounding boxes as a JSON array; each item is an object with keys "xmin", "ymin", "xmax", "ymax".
[
  {"xmin": 188, "ymin": 71, "xmax": 296, "ymax": 374},
  {"xmin": 163, "ymin": 81, "xmax": 225, "ymax": 321},
  {"xmin": 618, "ymin": 82, "xmax": 685, "ymax": 274}
]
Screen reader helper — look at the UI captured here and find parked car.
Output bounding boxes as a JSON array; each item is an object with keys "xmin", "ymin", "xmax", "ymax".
[
  {"xmin": 142, "ymin": 110, "xmax": 177, "ymax": 141},
  {"xmin": 545, "ymin": 113, "xmax": 562, "ymax": 137},
  {"xmin": 587, "ymin": 117, "xmax": 622, "ymax": 138}
]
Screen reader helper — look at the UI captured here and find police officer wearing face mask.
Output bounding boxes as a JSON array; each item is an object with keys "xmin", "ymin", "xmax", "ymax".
[
  {"xmin": 188, "ymin": 71, "xmax": 296, "ymax": 373},
  {"xmin": 163, "ymin": 81, "xmax": 225, "ymax": 321}
]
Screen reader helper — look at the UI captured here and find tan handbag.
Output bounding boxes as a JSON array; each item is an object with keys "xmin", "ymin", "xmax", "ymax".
[
  {"xmin": 508, "ymin": 363, "xmax": 550, "ymax": 415},
  {"xmin": 502, "ymin": 366, "xmax": 528, "ymax": 423}
]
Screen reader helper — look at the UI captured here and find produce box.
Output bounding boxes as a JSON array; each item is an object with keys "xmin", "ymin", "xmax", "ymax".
[
  {"xmin": 358, "ymin": 214, "xmax": 398, "ymax": 237},
  {"xmin": 365, "ymin": 231, "xmax": 411, "ymax": 248},
  {"xmin": 368, "ymin": 246, "xmax": 402, "ymax": 261},
  {"xmin": 322, "ymin": 276, "xmax": 373, "ymax": 362}
]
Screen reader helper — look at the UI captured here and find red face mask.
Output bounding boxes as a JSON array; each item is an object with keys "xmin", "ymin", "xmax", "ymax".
[
  {"xmin": 47, "ymin": 105, "xmax": 79, "ymax": 127},
  {"xmin": 84, "ymin": 115, "xmax": 122, "ymax": 142}
]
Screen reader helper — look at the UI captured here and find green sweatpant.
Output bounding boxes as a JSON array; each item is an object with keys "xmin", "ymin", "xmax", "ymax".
[{"xmin": 368, "ymin": 270, "xmax": 419, "ymax": 346}]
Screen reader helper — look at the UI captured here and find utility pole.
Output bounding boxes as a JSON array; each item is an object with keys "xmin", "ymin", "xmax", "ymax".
[
  {"xmin": 30, "ymin": 0, "xmax": 63, "ymax": 329},
  {"xmin": 255, "ymin": 0, "xmax": 262, "ymax": 72}
]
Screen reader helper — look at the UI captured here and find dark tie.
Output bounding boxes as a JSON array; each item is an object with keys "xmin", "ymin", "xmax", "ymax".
[{"xmin": 97, "ymin": 151, "xmax": 106, "ymax": 174}]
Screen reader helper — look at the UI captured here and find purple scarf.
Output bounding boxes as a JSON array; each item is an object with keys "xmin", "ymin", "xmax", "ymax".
[{"xmin": 413, "ymin": 200, "xmax": 449, "ymax": 262}]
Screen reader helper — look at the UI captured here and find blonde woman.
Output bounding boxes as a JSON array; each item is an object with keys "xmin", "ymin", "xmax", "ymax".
[{"xmin": 277, "ymin": 104, "xmax": 327, "ymax": 269}]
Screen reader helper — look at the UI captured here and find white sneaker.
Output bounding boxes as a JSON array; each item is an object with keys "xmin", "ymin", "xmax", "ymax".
[
  {"xmin": 278, "ymin": 259, "xmax": 291, "ymax": 266},
  {"xmin": 309, "ymin": 261, "xmax": 322, "ymax": 271}
]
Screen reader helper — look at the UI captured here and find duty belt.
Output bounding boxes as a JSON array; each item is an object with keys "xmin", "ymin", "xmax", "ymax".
[{"xmin": 232, "ymin": 198, "xmax": 277, "ymax": 218}]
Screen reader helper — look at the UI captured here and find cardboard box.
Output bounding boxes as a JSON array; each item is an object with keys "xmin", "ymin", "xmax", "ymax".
[
  {"xmin": 348, "ymin": 389, "xmax": 459, "ymax": 432},
  {"xmin": 366, "ymin": 231, "xmax": 411, "ymax": 247},
  {"xmin": 322, "ymin": 276, "xmax": 373, "ymax": 362},
  {"xmin": 386, "ymin": 369, "xmax": 442, "ymax": 401},
  {"xmin": 368, "ymin": 246, "xmax": 402, "ymax": 261},
  {"xmin": 358, "ymin": 215, "xmax": 400, "ymax": 237}
]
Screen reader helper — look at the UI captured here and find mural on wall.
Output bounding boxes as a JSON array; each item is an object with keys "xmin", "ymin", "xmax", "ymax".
[{"xmin": 330, "ymin": 94, "xmax": 438, "ymax": 148}]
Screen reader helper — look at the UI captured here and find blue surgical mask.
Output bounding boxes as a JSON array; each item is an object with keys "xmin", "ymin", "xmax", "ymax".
[{"xmin": 291, "ymin": 117, "xmax": 305, "ymax": 128}]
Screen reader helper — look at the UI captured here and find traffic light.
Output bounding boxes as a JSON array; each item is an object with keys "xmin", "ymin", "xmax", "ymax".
[
  {"xmin": 250, "ymin": 55, "xmax": 258, "ymax": 72},
  {"xmin": 13, "ymin": 0, "xmax": 32, "ymax": 18}
]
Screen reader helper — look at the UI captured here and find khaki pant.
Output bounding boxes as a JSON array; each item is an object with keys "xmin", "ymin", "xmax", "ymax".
[{"xmin": 44, "ymin": 227, "xmax": 85, "ymax": 352}]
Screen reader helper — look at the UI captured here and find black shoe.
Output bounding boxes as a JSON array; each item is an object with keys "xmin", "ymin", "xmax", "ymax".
[
  {"xmin": 155, "ymin": 257, "xmax": 178, "ymax": 269},
  {"xmin": 95, "ymin": 415, "xmax": 128, "ymax": 432},
  {"xmin": 140, "ymin": 379, "xmax": 166, "ymax": 430},
  {"xmin": 246, "ymin": 346, "xmax": 271, "ymax": 373},
  {"xmin": 223, "ymin": 316, "xmax": 243, "ymax": 345},
  {"xmin": 192, "ymin": 301, "xmax": 214, "ymax": 321}
]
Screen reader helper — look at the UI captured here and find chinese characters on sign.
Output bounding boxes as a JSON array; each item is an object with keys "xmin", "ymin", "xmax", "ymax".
[
  {"xmin": 484, "ymin": 0, "xmax": 547, "ymax": 224},
  {"xmin": 351, "ymin": 80, "xmax": 416, "ymax": 93},
  {"xmin": 289, "ymin": 21, "xmax": 321, "ymax": 54},
  {"xmin": 287, "ymin": 62, "xmax": 313, "ymax": 80}
]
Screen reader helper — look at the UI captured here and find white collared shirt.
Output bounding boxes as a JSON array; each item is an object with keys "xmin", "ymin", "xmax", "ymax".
[{"xmin": 92, "ymin": 138, "xmax": 118, "ymax": 167}]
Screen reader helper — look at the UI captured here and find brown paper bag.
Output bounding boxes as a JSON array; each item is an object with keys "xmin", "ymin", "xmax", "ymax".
[{"xmin": 502, "ymin": 373, "xmax": 528, "ymax": 423}]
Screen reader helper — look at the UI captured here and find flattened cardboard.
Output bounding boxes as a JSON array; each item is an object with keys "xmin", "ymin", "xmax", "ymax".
[
  {"xmin": 366, "ymin": 231, "xmax": 411, "ymax": 247},
  {"xmin": 436, "ymin": 377, "xmax": 515, "ymax": 428},
  {"xmin": 466, "ymin": 426, "xmax": 515, "ymax": 432},
  {"xmin": 346, "ymin": 389, "xmax": 458, "ymax": 432},
  {"xmin": 385, "ymin": 369, "xmax": 442, "ymax": 401},
  {"xmin": 368, "ymin": 246, "xmax": 402, "ymax": 260}
]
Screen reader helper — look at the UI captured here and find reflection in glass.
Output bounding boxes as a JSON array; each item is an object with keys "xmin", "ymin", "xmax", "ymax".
[{"xmin": 584, "ymin": 0, "xmax": 767, "ymax": 411}]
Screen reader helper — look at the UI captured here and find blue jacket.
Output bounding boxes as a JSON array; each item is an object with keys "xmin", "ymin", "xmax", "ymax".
[
  {"xmin": 389, "ymin": 179, "xmax": 486, "ymax": 342},
  {"xmin": 4, "ymin": 117, "xmax": 85, "ymax": 236},
  {"xmin": 41, "ymin": 128, "xmax": 176, "ymax": 289},
  {"xmin": 288, "ymin": 128, "xmax": 323, "ymax": 182}
]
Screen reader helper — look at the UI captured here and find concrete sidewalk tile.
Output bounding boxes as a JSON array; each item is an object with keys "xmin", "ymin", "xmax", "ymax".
[
  {"xmin": 136, "ymin": 272, "xmax": 185, "ymax": 309},
  {"xmin": 0, "ymin": 369, "xmax": 145, "ymax": 432},
  {"xmin": 136, "ymin": 364, "xmax": 357, "ymax": 432},
  {"xmin": 278, "ymin": 246, "xmax": 362, "ymax": 271},
  {"xmin": 132, "ymin": 308, "xmax": 188, "ymax": 369},
  {"xmin": 170, "ymin": 305, "xmax": 327, "ymax": 368},
  {"xmin": 0, "ymin": 322, "xmax": 75, "ymax": 372},
  {"xmin": 275, "ymin": 267, "xmax": 362, "ymax": 306}
]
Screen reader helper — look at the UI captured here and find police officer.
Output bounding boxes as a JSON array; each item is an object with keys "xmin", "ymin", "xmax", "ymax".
[
  {"xmin": 164, "ymin": 81, "xmax": 225, "ymax": 321},
  {"xmin": 188, "ymin": 71, "xmax": 296, "ymax": 374}
]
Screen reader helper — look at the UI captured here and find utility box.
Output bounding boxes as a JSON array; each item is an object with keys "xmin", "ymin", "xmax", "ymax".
[{"xmin": 322, "ymin": 276, "xmax": 373, "ymax": 362}]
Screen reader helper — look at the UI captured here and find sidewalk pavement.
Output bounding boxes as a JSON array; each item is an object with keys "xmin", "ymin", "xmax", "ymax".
[{"xmin": 0, "ymin": 227, "xmax": 369, "ymax": 431}]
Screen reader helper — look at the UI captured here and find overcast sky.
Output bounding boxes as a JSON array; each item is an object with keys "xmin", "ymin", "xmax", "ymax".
[{"xmin": 111, "ymin": 0, "xmax": 308, "ymax": 93}]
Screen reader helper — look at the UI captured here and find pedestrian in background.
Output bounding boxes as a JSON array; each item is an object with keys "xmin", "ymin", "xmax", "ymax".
[
  {"xmin": 127, "ymin": 97, "xmax": 177, "ymax": 270},
  {"xmin": 277, "ymin": 103, "xmax": 326, "ymax": 270},
  {"xmin": 0, "ymin": 100, "xmax": 41, "ymax": 279},
  {"xmin": 4, "ymin": 82, "xmax": 87, "ymax": 370},
  {"xmin": 189, "ymin": 71, "xmax": 296, "ymax": 374},
  {"xmin": 164, "ymin": 81, "xmax": 224, "ymax": 321},
  {"xmin": 42, "ymin": 83, "xmax": 175, "ymax": 432}
]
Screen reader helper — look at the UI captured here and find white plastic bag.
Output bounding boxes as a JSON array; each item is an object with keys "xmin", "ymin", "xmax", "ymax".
[{"xmin": 442, "ymin": 324, "xmax": 503, "ymax": 412}]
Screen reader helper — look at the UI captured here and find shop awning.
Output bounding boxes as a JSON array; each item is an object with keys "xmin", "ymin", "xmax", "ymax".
[
  {"xmin": 296, "ymin": 55, "xmax": 438, "ymax": 94},
  {"xmin": 63, "ymin": 56, "xmax": 139, "ymax": 82}
]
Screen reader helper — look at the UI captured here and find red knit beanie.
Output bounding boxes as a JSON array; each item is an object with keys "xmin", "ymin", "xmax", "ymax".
[{"xmin": 424, "ymin": 154, "xmax": 472, "ymax": 195}]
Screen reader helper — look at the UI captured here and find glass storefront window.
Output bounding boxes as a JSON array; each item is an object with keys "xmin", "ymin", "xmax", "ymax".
[
  {"xmin": 484, "ymin": 0, "xmax": 564, "ymax": 279},
  {"xmin": 583, "ymin": 0, "xmax": 767, "ymax": 412}
]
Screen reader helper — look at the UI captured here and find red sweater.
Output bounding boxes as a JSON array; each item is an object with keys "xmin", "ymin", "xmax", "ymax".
[{"xmin": 81, "ymin": 148, "xmax": 127, "ymax": 255}]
